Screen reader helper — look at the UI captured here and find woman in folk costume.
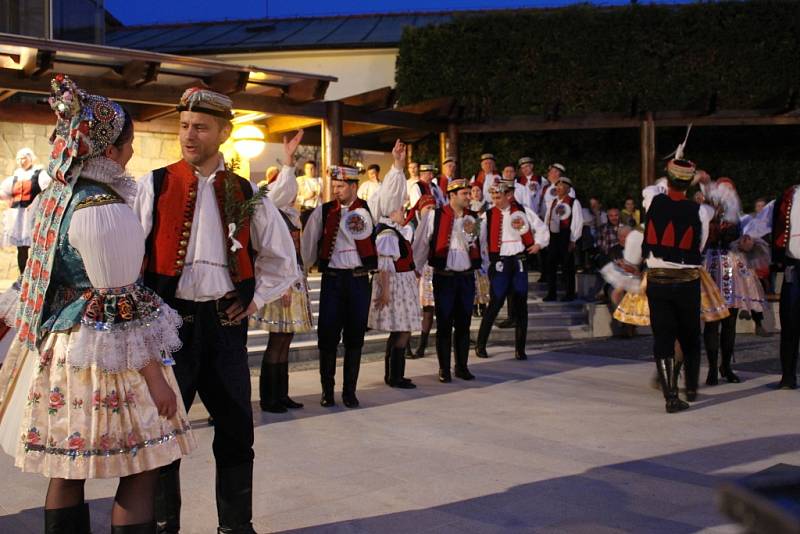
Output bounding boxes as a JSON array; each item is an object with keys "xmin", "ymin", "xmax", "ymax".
[
  {"xmin": 1, "ymin": 147, "xmax": 52, "ymax": 276},
  {"xmin": 368, "ymin": 140, "xmax": 421, "ymax": 388},
  {"xmin": 469, "ymin": 184, "xmax": 491, "ymax": 317},
  {"xmin": 0, "ymin": 75, "xmax": 194, "ymax": 533},
  {"xmin": 254, "ymin": 130, "xmax": 310, "ymax": 413},
  {"xmin": 404, "ymin": 193, "xmax": 437, "ymax": 359},
  {"xmin": 698, "ymin": 174, "xmax": 766, "ymax": 385}
]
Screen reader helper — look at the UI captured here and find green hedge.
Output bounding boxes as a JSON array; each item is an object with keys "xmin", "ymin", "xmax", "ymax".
[{"xmin": 397, "ymin": 1, "xmax": 800, "ymax": 208}]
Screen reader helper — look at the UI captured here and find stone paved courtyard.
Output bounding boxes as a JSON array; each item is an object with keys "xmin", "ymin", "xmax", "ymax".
[{"xmin": 0, "ymin": 334, "xmax": 797, "ymax": 533}]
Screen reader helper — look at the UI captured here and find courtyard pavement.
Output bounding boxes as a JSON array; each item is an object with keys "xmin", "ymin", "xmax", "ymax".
[{"xmin": 0, "ymin": 334, "xmax": 797, "ymax": 533}]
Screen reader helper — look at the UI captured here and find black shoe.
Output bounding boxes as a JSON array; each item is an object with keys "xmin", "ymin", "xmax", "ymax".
[
  {"xmin": 342, "ymin": 392, "xmax": 360, "ymax": 408},
  {"xmin": 454, "ymin": 367, "xmax": 475, "ymax": 381},
  {"xmin": 216, "ymin": 463, "xmax": 256, "ymax": 534},
  {"xmin": 320, "ymin": 393, "xmax": 335, "ymax": 407},
  {"xmin": 413, "ymin": 332, "xmax": 429, "ymax": 359},
  {"xmin": 390, "ymin": 378, "xmax": 417, "ymax": 389},
  {"xmin": 495, "ymin": 318, "xmax": 516, "ymax": 329},
  {"xmin": 156, "ymin": 462, "xmax": 181, "ymax": 534},
  {"xmin": 282, "ymin": 396, "xmax": 304, "ymax": 409},
  {"xmin": 666, "ymin": 398, "xmax": 690, "ymax": 413},
  {"xmin": 474, "ymin": 346, "xmax": 489, "ymax": 359},
  {"xmin": 779, "ymin": 376, "xmax": 798, "ymax": 390},
  {"xmin": 705, "ymin": 368, "xmax": 719, "ymax": 386},
  {"xmin": 438, "ymin": 369, "xmax": 451, "ymax": 383},
  {"xmin": 755, "ymin": 324, "xmax": 772, "ymax": 337},
  {"xmin": 685, "ymin": 389, "xmax": 698, "ymax": 402},
  {"xmin": 515, "ymin": 351, "xmax": 528, "ymax": 361},
  {"xmin": 720, "ymin": 366, "xmax": 741, "ymax": 383},
  {"xmin": 560, "ymin": 294, "xmax": 576, "ymax": 302},
  {"xmin": 542, "ymin": 294, "xmax": 557, "ymax": 302},
  {"xmin": 207, "ymin": 416, "xmax": 215, "ymax": 426},
  {"xmin": 259, "ymin": 401, "xmax": 287, "ymax": 414}
]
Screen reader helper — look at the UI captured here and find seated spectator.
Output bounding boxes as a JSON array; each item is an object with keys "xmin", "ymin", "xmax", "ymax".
[{"xmin": 620, "ymin": 196, "xmax": 641, "ymax": 227}]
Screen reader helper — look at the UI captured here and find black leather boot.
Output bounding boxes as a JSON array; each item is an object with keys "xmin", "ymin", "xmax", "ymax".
[
  {"xmin": 319, "ymin": 351, "xmax": 336, "ymax": 407},
  {"xmin": 475, "ymin": 314, "xmax": 491, "ymax": 358},
  {"xmin": 383, "ymin": 341, "xmax": 392, "ymax": 385},
  {"xmin": 514, "ymin": 325, "xmax": 528, "ymax": 360},
  {"xmin": 216, "ymin": 463, "xmax": 257, "ymax": 534},
  {"xmin": 389, "ymin": 347, "xmax": 416, "ymax": 389},
  {"xmin": 719, "ymin": 350, "xmax": 741, "ymax": 383},
  {"xmin": 413, "ymin": 332, "xmax": 429, "ymax": 359},
  {"xmin": 279, "ymin": 362, "xmax": 303, "ymax": 409},
  {"xmin": 45, "ymin": 503, "xmax": 89, "ymax": 534},
  {"xmin": 155, "ymin": 461, "xmax": 181, "ymax": 534},
  {"xmin": 655, "ymin": 358, "xmax": 689, "ymax": 413},
  {"xmin": 111, "ymin": 522, "xmax": 156, "ymax": 533},
  {"xmin": 342, "ymin": 348, "xmax": 361, "ymax": 408},
  {"xmin": 259, "ymin": 363, "xmax": 287, "ymax": 413},
  {"xmin": 705, "ymin": 350, "xmax": 719, "ymax": 386}
]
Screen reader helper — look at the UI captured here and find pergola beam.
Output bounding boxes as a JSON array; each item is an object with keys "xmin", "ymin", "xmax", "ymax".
[{"xmin": 263, "ymin": 115, "xmax": 321, "ymax": 134}]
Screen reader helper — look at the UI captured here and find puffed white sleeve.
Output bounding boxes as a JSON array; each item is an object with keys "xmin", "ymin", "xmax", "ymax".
[
  {"xmin": 698, "ymin": 203, "xmax": 715, "ymax": 251},
  {"xmin": 133, "ymin": 171, "xmax": 155, "ymax": 239},
  {"xmin": 376, "ymin": 230, "xmax": 400, "ymax": 273},
  {"xmin": 570, "ymin": 199, "xmax": 584, "ymax": 242},
  {"xmin": 301, "ymin": 204, "xmax": 322, "ymax": 270},
  {"xmin": 37, "ymin": 169, "xmax": 53, "ymax": 191},
  {"xmin": 412, "ymin": 210, "xmax": 434, "ymax": 275},
  {"xmin": 0, "ymin": 176, "xmax": 13, "ymax": 200},
  {"xmin": 250, "ymin": 197, "xmax": 298, "ymax": 310},
  {"xmin": 65, "ymin": 202, "xmax": 182, "ymax": 372},
  {"xmin": 266, "ymin": 165, "xmax": 297, "ymax": 211},
  {"xmin": 526, "ymin": 207, "xmax": 549, "ymax": 248}
]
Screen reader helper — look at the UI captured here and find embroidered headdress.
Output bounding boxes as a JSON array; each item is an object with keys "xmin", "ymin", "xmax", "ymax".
[
  {"xmin": 16, "ymin": 74, "xmax": 128, "ymax": 349},
  {"xmin": 328, "ymin": 165, "xmax": 360, "ymax": 182},
  {"xmin": 176, "ymin": 87, "xmax": 234, "ymax": 120}
]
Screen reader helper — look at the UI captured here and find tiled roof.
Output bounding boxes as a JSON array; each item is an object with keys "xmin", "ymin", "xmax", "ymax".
[{"xmin": 106, "ymin": 12, "xmax": 457, "ymax": 54}]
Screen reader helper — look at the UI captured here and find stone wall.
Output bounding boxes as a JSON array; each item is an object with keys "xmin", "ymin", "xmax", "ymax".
[{"xmin": 0, "ymin": 120, "xmax": 181, "ymax": 180}]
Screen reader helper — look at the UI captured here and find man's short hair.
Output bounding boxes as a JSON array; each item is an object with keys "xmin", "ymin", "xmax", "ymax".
[{"xmin": 367, "ymin": 164, "xmax": 380, "ymax": 173}]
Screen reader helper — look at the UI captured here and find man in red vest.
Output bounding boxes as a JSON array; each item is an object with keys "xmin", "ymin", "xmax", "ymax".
[
  {"xmin": 772, "ymin": 183, "xmax": 800, "ymax": 389},
  {"xmin": 301, "ymin": 163, "xmax": 378, "ymax": 408},
  {"xmin": 642, "ymin": 154, "xmax": 713, "ymax": 412},
  {"xmin": 413, "ymin": 179, "xmax": 482, "ymax": 382},
  {"xmin": 438, "ymin": 156, "xmax": 457, "ymax": 192},
  {"xmin": 543, "ymin": 176, "xmax": 583, "ymax": 301},
  {"xmin": 475, "ymin": 178, "xmax": 548, "ymax": 360},
  {"xmin": 409, "ymin": 163, "xmax": 444, "ymax": 209},
  {"xmin": 135, "ymin": 87, "xmax": 297, "ymax": 534}
]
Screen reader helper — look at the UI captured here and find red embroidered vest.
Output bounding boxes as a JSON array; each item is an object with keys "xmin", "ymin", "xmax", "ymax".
[
  {"xmin": 773, "ymin": 185, "xmax": 798, "ymax": 264},
  {"xmin": 143, "ymin": 160, "xmax": 255, "ymax": 303},
  {"xmin": 485, "ymin": 203, "xmax": 535, "ymax": 261},
  {"xmin": 376, "ymin": 224, "xmax": 415, "ymax": 273},
  {"xmin": 317, "ymin": 197, "xmax": 377, "ymax": 271},
  {"xmin": 429, "ymin": 205, "xmax": 482, "ymax": 271}
]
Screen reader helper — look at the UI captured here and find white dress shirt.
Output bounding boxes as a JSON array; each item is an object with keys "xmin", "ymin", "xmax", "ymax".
[
  {"xmin": 412, "ymin": 208, "xmax": 474, "ymax": 273},
  {"xmin": 134, "ymin": 155, "xmax": 297, "ymax": 309},
  {"xmin": 296, "ymin": 174, "xmax": 322, "ymax": 210},
  {"xmin": 788, "ymin": 186, "xmax": 800, "ymax": 260},
  {"xmin": 301, "ymin": 198, "xmax": 376, "ymax": 270},
  {"xmin": 408, "ymin": 179, "xmax": 445, "ymax": 209},
  {"xmin": 545, "ymin": 196, "xmax": 584, "ymax": 242},
  {"xmin": 357, "ymin": 179, "xmax": 381, "ymax": 201},
  {"xmin": 479, "ymin": 205, "xmax": 550, "ymax": 263},
  {"xmin": 641, "ymin": 179, "xmax": 713, "ymax": 269}
]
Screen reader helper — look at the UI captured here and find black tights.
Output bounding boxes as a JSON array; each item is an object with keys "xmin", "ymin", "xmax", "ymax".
[
  {"xmin": 46, "ymin": 469, "xmax": 158, "ymax": 525},
  {"xmin": 420, "ymin": 307, "xmax": 434, "ymax": 334},
  {"xmin": 704, "ymin": 307, "xmax": 738, "ymax": 369},
  {"xmin": 264, "ymin": 332, "xmax": 293, "ymax": 364},
  {"xmin": 386, "ymin": 331, "xmax": 411, "ymax": 351},
  {"xmin": 16, "ymin": 246, "xmax": 28, "ymax": 275}
]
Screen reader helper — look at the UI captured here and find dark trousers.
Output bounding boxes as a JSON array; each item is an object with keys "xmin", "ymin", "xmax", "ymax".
[
  {"xmin": 317, "ymin": 270, "xmax": 371, "ymax": 394},
  {"xmin": 433, "ymin": 271, "xmax": 475, "ymax": 372},
  {"xmin": 546, "ymin": 232, "xmax": 576, "ymax": 297},
  {"xmin": 477, "ymin": 257, "xmax": 528, "ymax": 348},
  {"xmin": 646, "ymin": 277, "xmax": 702, "ymax": 391},
  {"xmin": 704, "ymin": 307, "xmax": 738, "ymax": 368},
  {"xmin": 779, "ymin": 266, "xmax": 800, "ymax": 384},
  {"xmin": 158, "ymin": 301, "xmax": 254, "ymax": 530}
]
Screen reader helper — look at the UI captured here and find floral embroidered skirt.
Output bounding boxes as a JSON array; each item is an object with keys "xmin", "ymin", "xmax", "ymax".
[
  {"xmin": 5, "ymin": 329, "xmax": 195, "ymax": 480},
  {"xmin": 613, "ymin": 269, "xmax": 730, "ymax": 326},
  {"xmin": 419, "ymin": 265, "xmax": 435, "ymax": 308},
  {"xmin": 254, "ymin": 274, "xmax": 313, "ymax": 334},
  {"xmin": 705, "ymin": 249, "xmax": 766, "ymax": 313},
  {"xmin": 474, "ymin": 271, "xmax": 490, "ymax": 305},
  {"xmin": 368, "ymin": 271, "xmax": 422, "ymax": 333}
]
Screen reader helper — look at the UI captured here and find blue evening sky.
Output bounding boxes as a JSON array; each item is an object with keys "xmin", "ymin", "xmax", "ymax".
[{"xmin": 106, "ymin": 0, "xmax": 691, "ymax": 25}]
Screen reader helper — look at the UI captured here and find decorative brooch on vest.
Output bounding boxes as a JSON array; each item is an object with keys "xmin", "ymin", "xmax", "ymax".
[{"xmin": 214, "ymin": 165, "xmax": 268, "ymax": 276}]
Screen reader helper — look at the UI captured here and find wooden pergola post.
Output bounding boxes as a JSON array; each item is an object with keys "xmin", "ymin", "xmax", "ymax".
[
  {"xmin": 447, "ymin": 123, "xmax": 459, "ymax": 175},
  {"xmin": 439, "ymin": 132, "xmax": 447, "ymax": 169},
  {"xmin": 321, "ymin": 101, "xmax": 343, "ymax": 202},
  {"xmin": 405, "ymin": 142, "xmax": 414, "ymax": 165},
  {"xmin": 639, "ymin": 111, "xmax": 656, "ymax": 188}
]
